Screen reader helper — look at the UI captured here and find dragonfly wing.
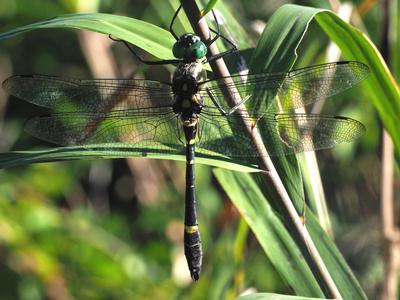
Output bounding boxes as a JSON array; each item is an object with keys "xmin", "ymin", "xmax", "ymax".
[
  {"xmin": 262, "ymin": 113, "xmax": 365, "ymax": 153},
  {"xmin": 25, "ymin": 108, "xmax": 185, "ymax": 155},
  {"xmin": 198, "ymin": 109, "xmax": 365, "ymax": 158},
  {"xmin": 197, "ymin": 112, "xmax": 258, "ymax": 159},
  {"xmin": 274, "ymin": 61, "xmax": 369, "ymax": 112},
  {"xmin": 2, "ymin": 75, "xmax": 175, "ymax": 112},
  {"xmin": 198, "ymin": 72, "xmax": 285, "ymax": 116},
  {"xmin": 198, "ymin": 61, "xmax": 369, "ymax": 117}
]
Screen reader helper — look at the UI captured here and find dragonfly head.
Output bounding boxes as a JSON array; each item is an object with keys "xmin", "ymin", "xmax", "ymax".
[{"xmin": 173, "ymin": 33, "xmax": 207, "ymax": 61}]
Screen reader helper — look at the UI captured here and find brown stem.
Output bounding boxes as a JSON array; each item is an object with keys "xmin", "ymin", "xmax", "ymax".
[
  {"xmin": 380, "ymin": 131, "xmax": 400, "ymax": 300},
  {"xmin": 379, "ymin": 1, "xmax": 399, "ymax": 298},
  {"xmin": 180, "ymin": 0, "xmax": 342, "ymax": 298}
]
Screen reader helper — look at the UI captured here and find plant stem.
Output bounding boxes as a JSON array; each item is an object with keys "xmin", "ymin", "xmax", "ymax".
[
  {"xmin": 379, "ymin": 0, "xmax": 399, "ymax": 298},
  {"xmin": 380, "ymin": 131, "xmax": 399, "ymax": 300},
  {"xmin": 180, "ymin": 0, "xmax": 342, "ymax": 298}
]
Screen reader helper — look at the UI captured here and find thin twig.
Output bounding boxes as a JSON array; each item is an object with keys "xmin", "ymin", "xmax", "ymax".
[
  {"xmin": 379, "ymin": 0, "xmax": 399, "ymax": 298},
  {"xmin": 380, "ymin": 131, "xmax": 399, "ymax": 300},
  {"xmin": 180, "ymin": 0, "xmax": 342, "ymax": 298}
]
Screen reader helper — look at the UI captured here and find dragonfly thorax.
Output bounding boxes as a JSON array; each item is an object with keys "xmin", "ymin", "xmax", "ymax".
[
  {"xmin": 172, "ymin": 62, "xmax": 205, "ymax": 95},
  {"xmin": 172, "ymin": 62, "xmax": 204, "ymax": 120}
]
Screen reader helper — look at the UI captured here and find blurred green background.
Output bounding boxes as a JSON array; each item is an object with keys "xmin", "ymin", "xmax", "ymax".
[{"xmin": 0, "ymin": 0, "xmax": 398, "ymax": 299}]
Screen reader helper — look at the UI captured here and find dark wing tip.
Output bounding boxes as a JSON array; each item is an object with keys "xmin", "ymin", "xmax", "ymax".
[
  {"xmin": 24, "ymin": 116, "xmax": 70, "ymax": 146},
  {"xmin": 343, "ymin": 61, "xmax": 370, "ymax": 80},
  {"xmin": 2, "ymin": 75, "xmax": 19, "ymax": 91},
  {"xmin": 2, "ymin": 74, "xmax": 41, "ymax": 92},
  {"xmin": 334, "ymin": 115, "xmax": 366, "ymax": 141}
]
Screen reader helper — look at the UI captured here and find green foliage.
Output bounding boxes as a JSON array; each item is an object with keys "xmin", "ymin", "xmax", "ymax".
[
  {"xmin": 214, "ymin": 4, "xmax": 398, "ymax": 299},
  {"xmin": 0, "ymin": 13, "xmax": 176, "ymax": 61},
  {"xmin": 201, "ymin": 0, "xmax": 220, "ymax": 16},
  {"xmin": 0, "ymin": 147, "xmax": 259, "ymax": 172},
  {"xmin": 0, "ymin": 0, "xmax": 397, "ymax": 299},
  {"xmin": 315, "ymin": 11, "xmax": 400, "ymax": 160},
  {"xmin": 214, "ymin": 170, "xmax": 324, "ymax": 297},
  {"xmin": 0, "ymin": 164, "xmax": 157, "ymax": 299},
  {"xmin": 236, "ymin": 294, "xmax": 327, "ymax": 300}
]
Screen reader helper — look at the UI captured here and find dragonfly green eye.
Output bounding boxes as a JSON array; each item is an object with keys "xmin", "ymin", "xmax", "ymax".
[
  {"xmin": 173, "ymin": 34, "xmax": 207, "ymax": 60},
  {"xmin": 191, "ymin": 41, "xmax": 207, "ymax": 59},
  {"xmin": 173, "ymin": 42, "xmax": 186, "ymax": 58}
]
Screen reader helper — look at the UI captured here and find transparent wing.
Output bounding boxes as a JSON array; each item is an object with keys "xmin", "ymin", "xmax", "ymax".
[
  {"xmin": 198, "ymin": 61, "xmax": 369, "ymax": 117},
  {"xmin": 25, "ymin": 108, "xmax": 185, "ymax": 155},
  {"xmin": 197, "ymin": 110, "xmax": 365, "ymax": 158},
  {"xmin": 260, "ymin": 113, "xmax": 365, "ymax": 154},
  {"xmin": 2, "ymin": 75, "xmax": 175, "ymax": 112}
]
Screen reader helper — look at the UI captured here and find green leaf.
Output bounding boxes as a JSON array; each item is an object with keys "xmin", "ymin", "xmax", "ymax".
[
  {"xmin": 249, "ymin": 5, "xmax": 400, "ymax": 162},
  {"xmin": 248, "ymin": 4, "xmax": 318, "ymax": 215},
  {"xmin": 214, "ymin": 170, "xmax": 324, "ymax": 297},
  {"xmin": 201, "ymin": 0, "xmax": 220, "ymax": 16},
  {"xmin": 0, "ymin": 145, "xmax": 259, "ymax": 172},
  {"xmin": 249, "ymin": 5, "xmax": 321, "ymax": 73},
  {"xmin": 305, "ymin": 211, "xmax": 365, "ymax": 300},
  {"xmin": 0, "ymin": 13, "xmax": 176, "ymax": 61},
  {"xmin": 392, "ymin": 0, "xmax": 400, "ymax": 81},
  {"xmin": 210, "ymin": 0, "xmax": 252, "ymax": 49},
  {"xmin": 214, "ymin": 4, "xmax": 372, "ymax": 299},
  {"xmin": 236, "ymin": 293, "xmax": 327, "ymax": 300},
  {"xmin": 315, "ymin": 11, "xmax": 400, "ymax": 160},
  {"xmin": 150, "ymin": 0, "xmax": 192, "ymax": 35}
]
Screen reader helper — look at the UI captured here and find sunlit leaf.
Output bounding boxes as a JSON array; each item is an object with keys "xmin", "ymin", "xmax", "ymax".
[
  {"xmin": 0, "ymin": 13, "xmax": 176, "ymax": 60},
  {"xmin": 315, "ymin": 10, "xmax": 400, "ymax": 160},
  {"xmin": 214, "ymin": 170, "xmax": 325, "ymax": 297},
  {"xmin": 0, "ymin": 146, "xmax": 259, "ymax": 172},
  {"xmin": 236, "ymin": 293, "xmax": 328, "ymax": 300},
  {"xmin": 214, "ymin": 4, "xmax": 372, "ymax": 299},
  {"xmin": 201, "ymin": 0, "xmax": 220, "ymax": 16}
]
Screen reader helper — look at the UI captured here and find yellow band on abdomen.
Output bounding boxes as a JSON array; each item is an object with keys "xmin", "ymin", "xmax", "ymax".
[{"xmin": 185, "ymin": 225, "xmax": 199, "ymax": 233}]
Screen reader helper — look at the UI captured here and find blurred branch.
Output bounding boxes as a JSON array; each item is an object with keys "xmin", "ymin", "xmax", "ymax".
[
  {"xmin": 180, "ymin": 0, "xmax": 342, "ymax": 298},
  {"xmin": 380, "ymin": 131, "xmax": 400, "ymax": 300},
  {"xmin": 379, "ymin": 1, "xmax": 399, "ymax": 299},
  {"xmin": 328, "ymin": 0, "xmax": 341, "ymax": 12},
  {"xmin": 77, "ymin": 29, "xmax": 176, "ymax": 206},
  {"xmin": 78, "ymin": 31, "xmax": 120, "ymax": 78},
  {"xmin": 357, "ymin": 0, "xmax": 379, "ymax": 16}
]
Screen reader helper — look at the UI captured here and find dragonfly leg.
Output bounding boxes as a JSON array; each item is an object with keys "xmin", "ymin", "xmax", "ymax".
[
  {"xmin": 109, "ymin": 35, "xmax": 181, "ymax": 66},
  {"xmin": 110, "ymin": 3, "xmax": 193, "ymax": 65},
  {"xmin": 169, "ymin": 4, "xmax": 182, "ymax": 40},
  {"xmin": 203, "ymin": 9, "xmax": 238, "ymax": 63},
  {"xmin": 209, "ymin": 28, "xmax": 237, "ymax": 49},
  {"xmin": 206, "ymin": 87, "xmax": 228, "ymax": 115},
  {"xmin": 205, "ymin": 46, "xmax": 238, "ymax": 64},
  {"xmin": 205, "ymin": 10, "xmax": 237, "ymax": 49},
  {"xmin": 204, "ymin": 9, "xmax": 221, "ymax": 47},
  {"xmin": 206, "ymin": 86, "xmax": 250, "ymax": 115}
]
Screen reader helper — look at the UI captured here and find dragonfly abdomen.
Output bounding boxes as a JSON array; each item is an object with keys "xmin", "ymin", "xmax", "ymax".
[{"xmin": 183, "ymin": 118, "xmax": 202, "ymax": 281}]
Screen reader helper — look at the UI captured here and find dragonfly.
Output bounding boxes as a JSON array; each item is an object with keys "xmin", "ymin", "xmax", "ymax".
[{"xmin": 2, "ymin": 5, "xmax": 369, "ymax": 281}]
